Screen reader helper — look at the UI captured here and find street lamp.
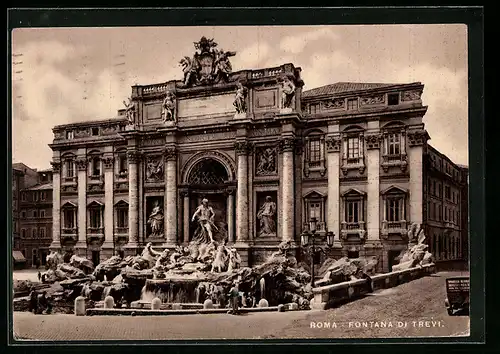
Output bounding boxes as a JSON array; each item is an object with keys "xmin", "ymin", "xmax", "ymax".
[{"xmin": 301, "ymin": 217, "xmax": 335, "ymax": 288}]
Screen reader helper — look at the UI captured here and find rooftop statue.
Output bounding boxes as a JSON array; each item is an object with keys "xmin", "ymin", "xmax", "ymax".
[{"xmin": 178, "ymin": 37, "xmax": 236, "ymax": 88}]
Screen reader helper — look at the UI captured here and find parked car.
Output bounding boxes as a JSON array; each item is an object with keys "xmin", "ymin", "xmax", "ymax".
[{"xmin": 445, "ymin": 276, "xmax": 469, "ymax": 316}]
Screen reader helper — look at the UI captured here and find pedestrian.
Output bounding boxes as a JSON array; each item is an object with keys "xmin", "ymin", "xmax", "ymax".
[
  {"xmin": 37, "ymin": 271, "xmax": 41, "ymax": 282},
  {"xmin": 28, "ymin": 289, "xmax": 38, "ymax": 314},
  {"xmin": 228, "ymin": 282, "xmax": 240, "ymax": 315}
]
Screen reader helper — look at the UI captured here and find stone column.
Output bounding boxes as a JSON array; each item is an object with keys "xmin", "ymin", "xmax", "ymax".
[
  {"xmin": 366, "ymin": 132, "xmax": 381, "ymax": 241},
  {"xmin": 235, "ymin": 141, "xmax": 251, "ymax": 242},
  {"xmin": 326, "ymin": 135, "xmax": 341, "ymax": 240},
  {"xmin": 164, "ymin": 147, "xmax": 178, "ymax": 246},
  {"xmin": 227, "ymin": 189, "xmax": 235, "ymax": 243},
  {"xmin": 407, "ymin": 130, "xmax": 429, "ymax": 225},
  {"xmin": 181, "ymin": 191, "xmax": 190, "ymax": 244},
  {"xmin": 75, "ymin": 157, "xmax": 88, "ymax": 249},
  {"xmin": 102, "ymin": 156, "xmax": 114, "ymax": 249},
  {"xmin": 280, "ymin": 138, "xmax": 295, "ymax": 242},
  {"xmin": 50, "ymin": 161, "xmax": 61, "ymax": 251},
  {"xmin": 126, "ymin": 151, "xmax": 140, "ymax": 247}
]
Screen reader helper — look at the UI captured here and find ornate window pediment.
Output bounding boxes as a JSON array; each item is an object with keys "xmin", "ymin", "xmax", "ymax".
[{"xmin": 341, "ymin": 126, "xmax": 365, "ymax": 175}]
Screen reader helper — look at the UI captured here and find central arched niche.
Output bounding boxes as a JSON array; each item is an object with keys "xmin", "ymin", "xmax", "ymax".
[{"xmin": 187, "ymin": 158, "xmax": 229, "ymax": 186}]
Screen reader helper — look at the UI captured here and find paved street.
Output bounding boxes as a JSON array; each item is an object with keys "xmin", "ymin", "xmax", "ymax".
[
  {"xmin": 12, "ymin": 271, "xmax": 469, "ymax": 341},
  {"xmin": 13, "ymin": 269, "xmax": 43, "ymax": 283}
]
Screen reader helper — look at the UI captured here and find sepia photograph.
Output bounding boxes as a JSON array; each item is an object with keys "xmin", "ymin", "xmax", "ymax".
[{"xmin": 9, "ymin": 9, "xmax": 482, "ymax": 343}]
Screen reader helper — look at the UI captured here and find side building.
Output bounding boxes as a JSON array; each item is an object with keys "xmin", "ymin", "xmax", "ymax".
[
  {"xmin": 46, "ymin": 37, "xmax": 467, "ymax": 272},
  {"xmin": 17, "ymin": 167, "xmax": 54, "ymax": 268},
  {"xmin": 423, "ymin": 146, "xmax": 468, "ymax": 266}
]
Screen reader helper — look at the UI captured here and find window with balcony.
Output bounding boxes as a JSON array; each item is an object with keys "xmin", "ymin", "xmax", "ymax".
[
  {"xmin": 341, "ymin": 127, "xmax": 365, "ymax": 174},
  {"xmin": 381, "ymin": 127, "xmax": 407, "ymax": 171},
  {"xmin": 115, "ymin": 200, "xmax": 129, "ymax": 234},
  {"xmin": 88, "ymin": 201, "xmax": 104, "ymax": 233},
  {"xmin": 381, "ymin": 186, "xmax": 408, "ymax": 235},
  {"xmin": 304, "ymin": 132, "xmax": 326, "ymax": 177},
  {"xmin": 64, "ymin": 159, "xmax": 75, "ymax": 181},
  {"xmin": 91, "ymin": 156, "xmax": 101, "ymax": 177},
  {"xmin": 118, "ymin": 153, "xmax": 128, "ymax": 176},
  {"xmin": 62, "ymin": 202, "xmax": 77, "ymax": 234},
  {"xmin": 340, "ymin": 188, "xmax": 366, "ymax": 239},
  {"xmin": 303, "ymin": 191, "xmax": 326, "ymax": 232},
  {"xmin": 347, "ymin": 99, "xmax": 358, "ymax": 110}
]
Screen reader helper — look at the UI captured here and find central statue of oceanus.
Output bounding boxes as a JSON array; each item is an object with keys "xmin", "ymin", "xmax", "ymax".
[{"xmin": 191, "ymin": 198, "xmax": 217, "ymax": 244}]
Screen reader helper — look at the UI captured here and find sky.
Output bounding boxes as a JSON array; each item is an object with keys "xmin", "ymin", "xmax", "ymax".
[{"xmin": 11, "ymin": 25, "xmax": 468, "ymax": 170}]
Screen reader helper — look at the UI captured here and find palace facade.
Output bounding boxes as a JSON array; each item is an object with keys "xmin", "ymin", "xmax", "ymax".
[{"xmin": 48, "ymin": 38, "xmax": 466, "ymax": 272}]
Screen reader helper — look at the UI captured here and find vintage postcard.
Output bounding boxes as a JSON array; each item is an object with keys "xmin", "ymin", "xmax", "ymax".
[{"xmin": 10, "ymin": 10, "xmax": 481, "ymax": 342}]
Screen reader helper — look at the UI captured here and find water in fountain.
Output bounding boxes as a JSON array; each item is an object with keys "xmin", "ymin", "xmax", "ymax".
[{"xmin": 140, "ymin": 278, "xmax": 201, "ymax": 304}]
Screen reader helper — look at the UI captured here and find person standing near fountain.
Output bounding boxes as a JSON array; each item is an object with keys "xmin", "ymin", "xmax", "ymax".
[
  {"xmin": 191, "ymin": 198, "xmax": 216, "ymax": 243},
  {"xmin": 228, "ymin": 282, "xmax": 240, "ymax": 315}
]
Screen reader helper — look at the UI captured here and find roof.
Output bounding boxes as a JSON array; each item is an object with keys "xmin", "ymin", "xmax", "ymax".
[
  {"xmin": 13, "ymin": 251, "xmax": 26, "ymax": 263},
  {"xmin": 38, "ymin": 168, "xmax": 53, "ymax": 173},
  {"xmin": 25, "ymin": 183, "xmax": 53, "ymax": 191},
  {"xmin": 302, "ymin": 82, "xmax": 409, "ymax": 98}
]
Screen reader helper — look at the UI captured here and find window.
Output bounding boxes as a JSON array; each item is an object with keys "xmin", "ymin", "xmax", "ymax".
[
  {"xmin": 39, "ymin": 228, "xmax": 45, "ymax": 238},
  {"xmin": 91, "ymin": 157, "xmax": 101, "ymax": 176},
  {"xmin": 89, "ymin": 204, "xmax": 103, "ymax": 229},
  {"xmin": 40, "ymin": 210, "xmax": 45, "ymax": 218},
  {"xmin": 91, "ymin": 127, "xmax": 99, "ymax": 136},
  {"xmin": 21, "ymin": 211, "xmax": 26, "ymax": 218},
  {"xmin": 438, "ymin": 184, "xmax": 442, "ymax": 198},
  {"xmin": 309, "ymin": 139, "xmax": 321, "ymax": 163},
  {"xmin": 66, "ymin": 160, "xmax": 75, "ymax": 178},
  {"xmin": 66, "ymin": 130, "xmax": 74, "ymax": 139},
  {"xmin": 432, "ymin": 202, "xmax": 436, "ymax": 220},
  {"xmin": 347, "ymin": 137, "xmax": 360, "ymax": 159},
  {"xmin": 309, "ymin": 201, "xmax": 321, "ymax": 220},
  {"xmin": 41, "ymin": 192, "xmax": 47, "ymax": 201},
  {"xmin": 21, "ymin": 192, "xmax": 26, "ymax": 201},
  {"xmin": 32, "ymin": 210, "xmax": 38, "ymax": 218},
  {"xmin": 386, "ymin": 198, "xmax": 404, "ymax": 221},
  {"xmin": 388, "ymin": 93, "xmax": 399, "ymax": 105},
  {"xmin": 433, "ymin": 181, "xmax": 436, "ymax": 196},
  {"xmin": 309, "ymin": 103, "xmax": 320, "ymax": 114},
  {"xmin": 117, "ymin": 208, "xmax": 128, "ymax": 228},
  {"xmin": 444, "ymin": 207, "xmax": 448, "ymax": 221},
  {"xmin": 303, "ymin": 193, "xmax": 326, "ymax": 230},
  {"xmin": 119, "ymin": 155, "xmax": 128, "ymax": 174},
  {"xmin": 32, "ymin": 228, "xmax": 37, "ymax": 238},
  {"xmin": 21, "ymin": 229, "xmax": 26, "ymax": 238},
  {"xmin": 346, "ymin": 200, "xmax": 361, "ymax": 223},
  {"xmin": 347, "ymin": 99, "xmax": 358, "ymax": 110},
  {"xmin": 34, "ymin": 192, "xmax": 39, "ymax": 202},
  {"xmin": 438, "ymin": 206, "xmax": 442, "ymax": 221},
  {"xmin": 387, "ymin": 133, "xmax": 401, "ymax": 155},
  {"xmin": 63, "ymin": 208, "xmax": 76, "ymax": 229},
  {"xmin": 445, "ymin": 186, "xmax": 451, "ymax": 199}
]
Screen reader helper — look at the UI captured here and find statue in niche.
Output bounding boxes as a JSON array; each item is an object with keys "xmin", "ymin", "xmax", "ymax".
[
  {"xmin": 161, "ymin": 91, "xmax": 176, "ymax": 123},
  {"xmin": 123, "ymin": 97, "xmax": 135, "ymax": 125},
  {"xmin": 281, "ymin": 76, "xmax": 296, "ymax": 109},
  {"xmin": 213, "ymin": 48, "xmax": 236, "ymax": 83},
  {"xmin": 147, "ymin": 200, "xmax": 164, "ymax": 238},
  {"xmin": 256, "ymin": 147, "xmax": 277, "ymax": 175},
  {"xmin": 257, "ymin": 196, "xmax": 277, "ymax": 236},
  {"xmin": 233, "ymin": 82, "xmax": 247, "ymax": 114},
  {"xmin": 146, "ymin": 157, "xmax": 163, "ymax": 181},
  {"xmin": 191, "ymin": 198, "xmax": 217, "ymax": 244}
]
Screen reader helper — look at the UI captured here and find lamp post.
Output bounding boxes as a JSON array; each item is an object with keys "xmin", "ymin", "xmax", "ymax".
[{"xmin": 301, "ymin": 217, "xmax": 335, "ymax": 288}]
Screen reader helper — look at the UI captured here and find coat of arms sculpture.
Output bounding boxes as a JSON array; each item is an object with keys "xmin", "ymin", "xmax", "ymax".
[{"xmin": 178, "ymin": 37, "xmax": 236, "ymax": 88}]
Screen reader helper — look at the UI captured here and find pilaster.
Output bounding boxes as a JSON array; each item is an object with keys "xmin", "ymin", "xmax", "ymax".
[
  {"xmin": 75, "ymin": 156, "xmax": 88, "ymax": 249},
  {"xmin": 164, "ymin": 146, "xmax": 178, "ymax": 246},
  {"xmin": 279, "ymin": 137, "xmax": 297, "ymax": 242},
  {"xmin": 326, "ymin": 133, "xmax": 341, "ymax": 243},
  {"xmin": 49, "ymin": 160, "xmax": 61, "ymax": 251},
  {"xmin": 407, "ymin": 129, "xmax": 430, "ymax": 225},
  {"xmin": 126, "ymin": 150, "xmax": 141, "ymax": 248},
  {"xmin": 102, "ymin": 155, "xmax": 114, "ymax": 249},
  {"xmin": 366, "ymin": 123, "xmax": 381, "ymax": 241},
  {"xmin": 234, "ymin": 141, "xmax": 252, "ymax": 243}
]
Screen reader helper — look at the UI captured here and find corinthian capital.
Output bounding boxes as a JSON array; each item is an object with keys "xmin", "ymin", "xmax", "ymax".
[
  {"xmin": 75, "ymin": 158, "xmax": 88, "ymax": 171},
  {"xmin": 234, "ymin": 141, "xmax": 253, "ymax": 155},
  {"xmin": 102, "ymin": 156, "xmax": 115, "ymax": 170},
  {"xmin": 50, "ymin": 161, "xmax": 61, "ymax": 173},
  {"xmin": 365, "ymin": 134, "xmax": 382, "ymax": 150},
  {"xmin": 407, "ymin": 130, "xmax": 430, "ymax": 147},
  {"xmin": 126, "ymin": 150, "xmax": 142, "ymax": 163},
  {"xmin": 326, "ymin": 136, "xmax": 341, "ymax": 152},
  {"xmin": 164, "ymin": 146, "xmax": 178, "ymax": 161},
  {"xmin": 279, "ymin": 137, "xmax": 297, "ymax": 153}
]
